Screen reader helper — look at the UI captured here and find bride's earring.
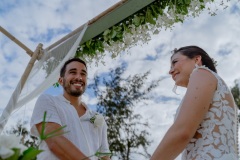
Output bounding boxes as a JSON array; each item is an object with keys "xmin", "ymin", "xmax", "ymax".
[
  {"xmin": 172, "ymin": 84, "xmax": 179, "ymax": 95},
  {"xmin": 195, "ymin": 63, "xmax": 199, "ymax": 68}
]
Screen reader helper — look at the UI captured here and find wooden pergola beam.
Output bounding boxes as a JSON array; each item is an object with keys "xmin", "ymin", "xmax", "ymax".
[
  {"xmin": 45, "ymin": 0, "xmax": 155, "ymax": 51},
  {"xmin": 0, "ymin": 26, "xmax": 34, "ymax": 57},
  {"xmin": 1, "ymin": 0, "xmax": 156, "ymax": 55}
]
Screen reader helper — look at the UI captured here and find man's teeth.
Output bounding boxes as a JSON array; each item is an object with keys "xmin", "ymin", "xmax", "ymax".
[{"xmin": 73, "ymin": 84, "xmax": 82, "ymax": 86}]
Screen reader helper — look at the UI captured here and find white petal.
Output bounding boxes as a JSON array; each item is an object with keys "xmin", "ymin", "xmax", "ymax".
[{"xmin": 0, "ymin": 147, "xmax": 14, "ymax": 159}]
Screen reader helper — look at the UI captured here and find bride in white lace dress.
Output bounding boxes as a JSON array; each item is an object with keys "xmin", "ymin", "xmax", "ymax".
[{"xmin": 151, "ymin": 46, "xmax": 239, "ymax": 160}]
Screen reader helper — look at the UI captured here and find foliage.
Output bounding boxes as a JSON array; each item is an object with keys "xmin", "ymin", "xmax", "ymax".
[
  {"xmin": 231, "ymin": 80, "xmax": 240, "ymax": 109},
  {"xmin": 230, "ymin": 80, "xmax": 240, "ymax": 123},
  {"xmin": 89, "ymin": 64, "xmax": 161, "ymax": 159},
  {"xmin": 75, "ymin": 0, "xmax": 227, "ymax": 62},
  {"xmin": 3, "ymin": 113, "xmax": 111, "ymax": 160},
  {"xmin": 0, "ymin": 112, "xmax": 67, "ymax": 160},
  {"xmin": 0, "ymin": 134, "xmax": 42, "ymax": 160},
  {"xmin": 52, "ymin": 0, "xmax": 227, "ymax": 87},
  {"xmin": 6, "ymin": 121, "xmax": 39, "ymax": 149}
]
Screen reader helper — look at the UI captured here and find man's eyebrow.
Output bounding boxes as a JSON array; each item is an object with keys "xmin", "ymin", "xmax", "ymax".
[
  {"xmin": 82, "ymin": 69, "xmax": 87, "ymax": 74},
  {"xmin": 68, "ymin": 68, "xmax": 87, "ymax": 74},
  {"xmin": 68, "ymin": 68, "xmax": 77, "ymax": 72}
]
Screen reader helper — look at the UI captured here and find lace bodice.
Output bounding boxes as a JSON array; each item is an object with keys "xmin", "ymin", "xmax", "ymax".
[{"xmin": 175, "ymin": 66, "xmax": 239, "ymax": 160}]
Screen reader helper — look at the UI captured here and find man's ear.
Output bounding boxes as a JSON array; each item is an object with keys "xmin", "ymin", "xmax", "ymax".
[{"xmin": 58, "ymin": 77, "xmax": 63, "ymax": 86}]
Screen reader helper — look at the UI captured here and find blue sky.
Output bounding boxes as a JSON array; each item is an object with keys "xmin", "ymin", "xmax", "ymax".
[{"xmin": 1, "ymin": 0, "xmax": 240, "ymax": 159}]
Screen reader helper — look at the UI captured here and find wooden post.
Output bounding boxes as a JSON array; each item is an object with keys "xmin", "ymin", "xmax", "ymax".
[{"xmin": 20, "ymin": 43, "xmax": 43, "ymax": 88}]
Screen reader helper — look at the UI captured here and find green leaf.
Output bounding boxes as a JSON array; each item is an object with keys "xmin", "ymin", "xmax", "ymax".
[
  {"xmin": 86, "ymin": 40, "xmax": 92, "ymax": 48},
  {"xmin": 138, "ymin": 14, "xmax": 146, "ymax": 25},
  {"xmin": 103, "ymin": 31, "xmax": 110, "ymax": 41},
  {"xmin": 145, "ymin": 7, "xmax": 156, "ymax": 25},
  {"xmin": 110, "ymin": 29, "xmax": 117, "ymax": 39},
  {"xmin": 103, "ymin": 29, "xmax": 111, "ymax": 36},
  {"xmin": 96, "ymin": 41, "xmax": 104, "ymax": 53},
  {"xmin": 150, "ymin": 5, "xmax": 160, "ymax": 18},
  {"xmin": 95, "ymin": 151, "xmax": 112, "ymax": 157},
  {"xmin": 40, "ymin": 112, "xmax": 69, "ymax": 141},
  {"xmin": 53, "ymin": 82, "xmax": 59, "ymax": 88},
  {"xmin": 183, "ymin": 0, "xmax": 191, "ymax": 5},
  {"xmin": 132, "ymin": 16, "xmax": 141, "ymax": 26},
  {"xmin": 43, "ymin": 126, "xmax": 69, "ymax": 140},
  {"xmin": 20, "ymin": 147, "xmax": 43, "ymax": 160},
  {"xmin": 200, "ymin": 4, "xmax": 205, "ymax": 9},
  {"xmin": 39, "ymin": 111, "xmax": 47, "ymax": 140},
  {"xmin": 6, "ymin": 148, "xmax": 20, "ymax": 160},
  {"xmin": 123, "ymin": 23, "xmax": 130, "ymax": 33},
  {"xmin": 183, "ymin": 6, "xmax": 189, "ymax": 14}
]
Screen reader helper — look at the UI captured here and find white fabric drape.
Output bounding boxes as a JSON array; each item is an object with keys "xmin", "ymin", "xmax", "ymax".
[{"xmin": 0, "ymin": 23, "xmax": 88, "ymax": 133}]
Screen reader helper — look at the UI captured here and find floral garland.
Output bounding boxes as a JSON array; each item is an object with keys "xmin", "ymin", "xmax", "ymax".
[
  {"xmin": 52, "ymin": 0, "xmax": 228, "ymax": 87},
  {"xmin": 75, "ymin": 0, "xmax": 229, "ymax": 63}
]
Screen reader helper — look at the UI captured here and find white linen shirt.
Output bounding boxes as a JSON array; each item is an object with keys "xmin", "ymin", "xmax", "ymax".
[{"xmin": 30, "ymin": 94, "xmax": 110, "ymax": 160}]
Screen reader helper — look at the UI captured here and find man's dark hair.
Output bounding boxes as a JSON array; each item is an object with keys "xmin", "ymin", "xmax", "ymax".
[{"xmin": 60, "ymin": 57, "xmax": 87, "ymax": 77}]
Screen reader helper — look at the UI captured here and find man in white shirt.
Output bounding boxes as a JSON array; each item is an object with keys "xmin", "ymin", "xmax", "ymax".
[{"xmin": 30, "ymin": 58, "xmax": 110, "ymax": 160}]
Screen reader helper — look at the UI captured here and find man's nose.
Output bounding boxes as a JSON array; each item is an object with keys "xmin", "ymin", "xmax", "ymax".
[{"xmin": 75, "ymin": 74, "xmax": 83, "ymax": 80}]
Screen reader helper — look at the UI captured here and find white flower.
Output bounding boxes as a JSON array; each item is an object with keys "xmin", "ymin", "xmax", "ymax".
[
  {"xmin": 90, "ymin": 114, "xmax": 104, "ymax": 128},
  {"xmin": 94, "ymin": 114, "xmax": 104, "ymax": 127},
  {"xmin": 0, "ymin": 146, "xmax": 14, "ymax": 159},
  {"xmin": 0, "ymin": 135, "xmax": 27, "ymax": 159}
]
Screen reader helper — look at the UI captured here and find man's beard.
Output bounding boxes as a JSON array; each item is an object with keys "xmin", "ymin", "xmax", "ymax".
[{"xmin": 63, "ymin": 79, "xmax": 85, "ymax": 97}]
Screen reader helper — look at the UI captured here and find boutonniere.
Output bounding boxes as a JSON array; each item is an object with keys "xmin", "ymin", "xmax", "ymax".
[{"xmin": 90, "ymin": 114, "xmax": 104, "ymax": 127}]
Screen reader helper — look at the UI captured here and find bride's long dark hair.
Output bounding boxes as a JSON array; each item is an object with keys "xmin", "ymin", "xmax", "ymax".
[{"xmin": 172, "ymin": 46, "xmax": 217, "ymax": 73}]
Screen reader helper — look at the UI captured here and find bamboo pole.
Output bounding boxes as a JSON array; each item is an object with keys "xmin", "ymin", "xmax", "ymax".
[
  {"xmin": 45, "ymin": 0, "xmax": 128, "ymax": 51},
  {"xmin": 0, "ymin": 43, "xmax": 43, "ymax": 132},
  {"xmin": 0, "ymin": 26, "xmax": 34, "ymax": 57},
  {"xmin": 20, "ymin": 43, "xmax": 43, "ymax": 88}
]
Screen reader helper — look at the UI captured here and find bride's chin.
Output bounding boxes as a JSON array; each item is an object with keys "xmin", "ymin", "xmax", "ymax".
[
  {"xmin": 175, "ymin": 80, "xmax": 180, "ymax": 86},
  {"xmin": 175, "ymin": 81, "xmax": 184, "ymax": 88}
]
